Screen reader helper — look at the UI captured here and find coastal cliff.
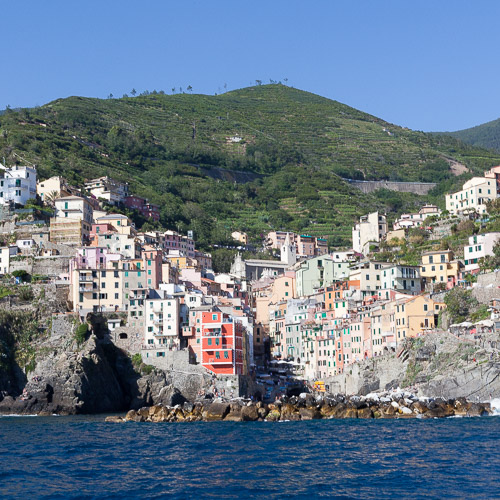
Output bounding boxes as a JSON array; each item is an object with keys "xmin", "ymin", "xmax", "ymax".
[
  {"xmin": 0, "ymin": 314, "xmax": 220, "ymax": 415},
  {"xmin": 325, "ymin": 331, "xmax": 500, "ymax": 401}
]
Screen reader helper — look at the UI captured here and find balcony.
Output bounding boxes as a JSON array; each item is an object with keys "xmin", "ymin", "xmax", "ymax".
[
  {"xmin": 79, "ymin": 276, "xmax": 94, "ymax": 282},
  {"xmin": 78, "ymin": 286, "xmax": 93, "ymax": 292},
  {"xmin": 203, "ymin": 328, "xmax": 222, "ymax": 336},
  {"xmin": 206, "ymin": 357, "xmax": 232, "ymax": 364}
]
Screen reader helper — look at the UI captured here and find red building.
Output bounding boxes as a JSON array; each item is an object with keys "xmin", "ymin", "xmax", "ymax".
[
  {"xmin": 186, "ymin": 310, "xmax": 245, "ymax": 375},
  {"xmin": 124, "ymin": 195, "xmax": 160, "ymax": 222}
]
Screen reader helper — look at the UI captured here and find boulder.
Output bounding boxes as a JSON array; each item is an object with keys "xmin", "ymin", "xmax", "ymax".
[
  {"xmin": 338, "ymin": 407, "xmax": 358, "ymax": 419},
  {"xmin": 241, "ymin": 405, "xmax": 259, "ymax": 421},
  {"xmin": 257, "ymin": 407, "xmax": 268, "ymax": 419},
  {"xmin": 105, "ymin": 416, "xmax": 124, "ymax": 423},
  {"xmin": 281, "ymin": 403, "xmax": 301, "ymax": 420},
  {"xmin": 202, "ymin": 403, "xmax": 230, "ymax": 421},
  {"xmin": 467, "ymin": 403, "xmax": 488, "ymax": 417},
  {"xmin": 299, "ymin": 407, "xmax": 321, "ymax": 420},
  {"xmin": 357, "ymin": 407, "xmax": 373, "ymax": 419},
  {"xmin": 125, "ymin": 409, "xmax": 143, "ymax": 422},
  {"xmin": 265, "ymin": 409, "xmax": 281, "ymax": 421},
  {"xmin": 224, "ymin": 403, "xmax": 243, "ymax": 422}
]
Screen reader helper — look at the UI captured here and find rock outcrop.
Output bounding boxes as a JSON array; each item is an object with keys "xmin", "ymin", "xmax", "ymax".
[
  {"xmin": 326, "ymin": 332, "xmax": 500, "ymax": 401},
  {"xmin": 108, "ymin": 392, "xmax": 492, "ymax": 423},
  {"xmin": 0, "ymin": 315, "xmax": 233, "ymax": 415}
]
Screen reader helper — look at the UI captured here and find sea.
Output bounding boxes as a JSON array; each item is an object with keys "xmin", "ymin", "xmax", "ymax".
[{"xmin": 1, "ymin": 413, "xmax": 499, "ymax": 499}]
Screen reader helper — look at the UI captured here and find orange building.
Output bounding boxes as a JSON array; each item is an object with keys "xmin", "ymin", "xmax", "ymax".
[{"xmin": 187, "ymin": 310, "xmax": 245, "ymax": 375}]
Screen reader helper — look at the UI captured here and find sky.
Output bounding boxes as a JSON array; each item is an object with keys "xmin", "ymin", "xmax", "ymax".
[{"xmin": 2, "ymin": 0, "xmax": 500, "ymax": 131}]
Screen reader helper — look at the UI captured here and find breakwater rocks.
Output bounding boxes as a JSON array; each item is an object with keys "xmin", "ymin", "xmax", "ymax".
[{"xmin": 106, "ymin": 392, "xmax": 492, "ymax": 423}]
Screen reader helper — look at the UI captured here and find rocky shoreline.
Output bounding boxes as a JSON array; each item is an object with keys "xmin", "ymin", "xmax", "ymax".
[{"xmin": 106, "ymin": 391, "xmax": 493, "ymax": 423}]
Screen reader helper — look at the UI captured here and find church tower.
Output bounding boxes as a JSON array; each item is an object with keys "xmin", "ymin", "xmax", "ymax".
[{"xmin": 280, "ymin": 233, "xmax": 296, "ymax": 266}]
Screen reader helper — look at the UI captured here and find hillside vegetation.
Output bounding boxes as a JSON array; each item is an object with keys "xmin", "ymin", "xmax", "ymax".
[
  {"xmin": 444, "ymin": 117, "xmax": 500, "ymax": 153},
  {"xmin": 1, "ymin": 84, "xmax": 500, "ymax": 247}
]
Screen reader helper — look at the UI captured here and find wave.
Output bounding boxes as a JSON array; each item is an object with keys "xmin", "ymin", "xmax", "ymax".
[
  {"xmin": 490, "ymin": 398, "xmax": 500, "ymax": 416},
  {"xmin": 0, "ymin": 414, "xmax": 38, "ymax": 417}
]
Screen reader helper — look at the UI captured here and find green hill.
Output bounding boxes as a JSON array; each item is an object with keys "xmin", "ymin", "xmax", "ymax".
[
  {"xmin": 444, "ymin": 117, "xmax": 500, "ymax": 153},
  {"xmin": 1, "ymin": 84, "xmax": 499, "ymax": 248}
]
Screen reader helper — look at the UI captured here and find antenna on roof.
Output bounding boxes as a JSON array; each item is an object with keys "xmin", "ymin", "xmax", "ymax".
[{"xmin": 13, "ymin": 152, "xmax": 36, "ymax": 168}]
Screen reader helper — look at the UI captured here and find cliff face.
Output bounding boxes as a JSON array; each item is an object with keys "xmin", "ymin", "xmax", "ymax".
[
  {"xmin": 326, "ymin": 332, "xmax": 500, "ymax": 401},
  {"xmin": 0, "ymin": 315, "xmax": 213, "ymax": 415}
]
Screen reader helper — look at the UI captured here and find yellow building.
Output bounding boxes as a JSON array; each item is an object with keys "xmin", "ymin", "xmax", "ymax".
[
  {"xmin": 395, "ymin": 294, "xmax": 446, "ymax": 341},
  {"xmin": 420, "ymin": 250, "xmax": 463, "ymax": 289},
  {"xmin": 166, "ymin": 255, "xmax": 195, "ymax": 271},
  {"xmin": 71, "ymin": 259, "xmax": 145, "ymax": 317}
]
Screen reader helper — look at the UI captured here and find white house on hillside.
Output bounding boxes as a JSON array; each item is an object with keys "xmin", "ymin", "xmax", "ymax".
[{"xmin": 0, "ymin": 165, "xmax": 37, "ymax": 206}]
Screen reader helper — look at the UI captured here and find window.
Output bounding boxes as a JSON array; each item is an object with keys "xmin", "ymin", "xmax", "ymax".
[
  {"xmin": 212, "ymin": 314, "xmax": 217, "ymax": 320},
  {"xmin": 424, "ymin": 304, "xmax": 428, "ymax": 311},
  {"xmin": 207, "ymin": 338, "xmax": 212, "ymax": 346},
  {"xmin": 215, "ymin": 351, "xmax": 220, "ymax": 359},
  {"xmin": 115, "ymin": 293, "xmax": 119, "ymax": 299},
  {"xmin": 224, "ymin": 351, "xmax": 229, "ymax": 359}
]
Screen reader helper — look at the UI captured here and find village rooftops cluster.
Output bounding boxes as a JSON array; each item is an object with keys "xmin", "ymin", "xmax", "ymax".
[{"xmin": 1, "ymin": 163, "xmax": 500, "ymax": 385}]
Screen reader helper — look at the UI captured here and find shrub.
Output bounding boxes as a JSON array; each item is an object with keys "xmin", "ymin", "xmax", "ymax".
[
  {"xmin": 12, "ymin": 270, "xmax": 30, "ymax": 282},
  {"xmin": 75, "ymin": 323, "xmax": 89, "ymax": 345},
  {"xmin": 18, "ymin": 286, "xmax": 34, "ymax": 302},
  {"xmin": 131, "ymin": 353, "xmax": 142, "ymax": 368}
]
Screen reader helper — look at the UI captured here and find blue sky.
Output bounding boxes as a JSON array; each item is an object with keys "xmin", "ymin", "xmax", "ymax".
[{"xmin": 2, "ymin": 0, "xmax": 500, "ymax": 131}]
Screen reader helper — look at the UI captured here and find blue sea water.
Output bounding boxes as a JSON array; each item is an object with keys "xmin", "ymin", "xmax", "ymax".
[{"xmin": 0, "ymin": 415, "xmax": 499, "ymax": 499}]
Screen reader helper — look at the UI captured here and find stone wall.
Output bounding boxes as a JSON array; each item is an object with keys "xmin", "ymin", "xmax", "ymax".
[
  {"xmin": 107, "ymin": 326, "xmax": 143, "ymax": 354},
  {"xmin": 473, "ymin": 271, "xmax": 500, "ymax": 304},
  {"xmin": 33, "ymin": 255, "xmax": 71, "ymax": 276},
  {"xmin": 140, "ymin": 348, "xmax": 252, "ymax": 397},
  {"xmin": 347, "ymin": 179, "xmax": 436, "ymax": 195}
]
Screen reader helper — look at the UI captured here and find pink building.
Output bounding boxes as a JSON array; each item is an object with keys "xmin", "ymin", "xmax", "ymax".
[
  {"xmin": 142, "ymin": 247, "xmax": 163, "ymax": 289},
  {"xmin": 124, "ymin": 195, "xmax": 160, "ymax": 222},
  {"xmin": 164, "ymin": 231, "xmax": 195, "ymax": 258},
  {"xmin": 69, "ymin": 247, "xmax": 121, "ymax": 283}
]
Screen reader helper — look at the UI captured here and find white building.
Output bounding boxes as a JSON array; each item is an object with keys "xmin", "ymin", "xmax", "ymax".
[
  {"xmin": 381, "ymin": 264, "xmax": 421, "ymax": 295},
  {"xmin": 0, "ymin": 246, "xmax": 18, "ymax": 274},
  {"xmin": 51, "ymin": 196, "xmax": 94, "ymax": 245},
  {"xmin": 84, "ymin": 176, "xmax": 129, "ymax": 206},
  {"xmin": 16, "ymin": 239, "xmax": 36, "ymax": 253},
  {"xmin": 464, "ymin": 232, "xmax": 500, "ymax": 272},
  {"xmin": 95, "ymin": 232, "xmax": 141, "ymax": 259},
  {"xmin": 349, "ymin": 260, "xmax": 392, "ymax": 298},
  {"xmin": 55, "ymin": 196, "xmax": 94, "ymax": 225},
  {"xmin": 144, "ymin": 290, "xmax": 180, "ymax": 349},
  {"xmin": 352, "ymin": 212, "xmax": 387, "ymax": 254},
  {"xmin": 393, "ymin": 205, "xmax": 441, "ymax": 230},
  {"xmin": 445, "ymin": 177, "xmax": 497, "ymax": 215},
  {"xmin": 0, "ymin": 165, "xmax": 37, "ymax": 206}
]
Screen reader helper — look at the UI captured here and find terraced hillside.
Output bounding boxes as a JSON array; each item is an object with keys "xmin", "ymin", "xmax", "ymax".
[
  {"xmin": 1, "ymin": 84, "xmax": 500, "ymax": 247},
  {"xmin": 444, "ymin": 116, "xmax": 500, "ymax": 153}
]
